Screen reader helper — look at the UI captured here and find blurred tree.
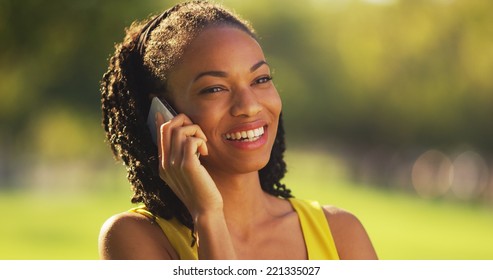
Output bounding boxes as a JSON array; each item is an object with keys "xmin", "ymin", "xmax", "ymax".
[
  {"xmin": 1, "ymin": 0, "xmax": 492, "ymax": 183},
  {"xmin": 1, "ymin": 0, "xmax": 163, "ymax": 124}
]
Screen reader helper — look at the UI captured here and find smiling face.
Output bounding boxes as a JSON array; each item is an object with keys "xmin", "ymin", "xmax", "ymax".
[{"xmin": 165, "ymin": 26, "xmax": 282, "ymax": 175}]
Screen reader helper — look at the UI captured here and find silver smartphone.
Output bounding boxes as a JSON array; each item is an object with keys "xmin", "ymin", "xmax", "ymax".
[{"xmin": 147, "ymin": 97, "xmax": 178, "ymax": 145}]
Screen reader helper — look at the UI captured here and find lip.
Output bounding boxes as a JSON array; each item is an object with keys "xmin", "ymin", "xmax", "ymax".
[{"xmin": 224, "ymin": 120, "xmax": 268, "ymax": 135}]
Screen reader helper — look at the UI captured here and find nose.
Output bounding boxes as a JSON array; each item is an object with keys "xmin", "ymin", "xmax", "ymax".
[{"xmin": 230, "ymin": 86, "xmax": 262, "ymax": 117}]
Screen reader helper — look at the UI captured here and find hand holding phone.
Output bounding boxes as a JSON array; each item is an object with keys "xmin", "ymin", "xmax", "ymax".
[{"xmin": 148, "ymin": 97, "xmax": 222, "ymax": 219}]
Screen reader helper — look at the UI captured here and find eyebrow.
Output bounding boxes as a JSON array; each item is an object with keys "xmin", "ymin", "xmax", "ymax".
[
  {"xmin": 250, "ymin": 60, "xmax": 269, "ymax": 72},
  {"xmin": 192, "ymin": 60, "xmax": 269, "ymax": 82}
]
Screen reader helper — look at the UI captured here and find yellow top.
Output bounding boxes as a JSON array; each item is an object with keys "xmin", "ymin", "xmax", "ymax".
[
  {"xmin": 289, "ymin": 198, "xmax": 340, "ymax": 260},
  {"xmin": 129, "ymin": 197, "xmax": 339, "ymax": 260}
]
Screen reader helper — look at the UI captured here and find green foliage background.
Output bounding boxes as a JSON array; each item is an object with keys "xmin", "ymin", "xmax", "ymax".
[
  {"xmin": 1, "ymin": 0, "xmax": 492, "ymax": 259},
  {"xmin": 2, "ymin": 0, "xmax": 493, "ymax": 156}
]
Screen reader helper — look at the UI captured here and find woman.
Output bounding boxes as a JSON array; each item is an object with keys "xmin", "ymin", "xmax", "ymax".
[{"xmin": 99, "ymin": 0, "xmax": 377, "ymax": 260}]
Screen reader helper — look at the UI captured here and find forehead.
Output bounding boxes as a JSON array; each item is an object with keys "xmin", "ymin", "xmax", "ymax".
[{"xmin": 173, "ymin": 26, "xmax": 266, "ymax": 73}]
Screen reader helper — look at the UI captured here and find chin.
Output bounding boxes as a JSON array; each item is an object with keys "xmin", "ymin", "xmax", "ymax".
[{"xmin": 203, "ymin": 152, "xmax": 271, "ymax": 175}]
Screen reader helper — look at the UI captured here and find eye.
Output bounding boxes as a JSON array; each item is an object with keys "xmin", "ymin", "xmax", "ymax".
[
  {"xmin": 200, "ymin": 86, "xmax": 225, "ymax": 94},
  {"xmin": 254, "ymin": 75, "xmax": 273, "ymax": 85}
]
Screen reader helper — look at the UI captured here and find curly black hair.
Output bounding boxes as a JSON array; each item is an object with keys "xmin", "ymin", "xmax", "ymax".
[{"xmin": 100, "ymin": 0, "xmax": 292, "ymax": 233}]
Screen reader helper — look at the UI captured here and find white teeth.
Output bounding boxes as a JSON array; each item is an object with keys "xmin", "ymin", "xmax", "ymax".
[
  {"xmin": 247, "ymin": 130, "xmax": 255, "ymax": 138},
  {"xmin": 225, "ymin": 127, "xmax": 265, "ymax": 141}
]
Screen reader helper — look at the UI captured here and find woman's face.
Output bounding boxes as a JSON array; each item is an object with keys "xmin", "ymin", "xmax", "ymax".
[{"xmin": 166, "ymin": 26, "xmax": 282, "ymax": 175}]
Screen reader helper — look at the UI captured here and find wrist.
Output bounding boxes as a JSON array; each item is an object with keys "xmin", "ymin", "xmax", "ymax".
[
  {"xmin": 193, "ymin": 209, "xmax": 236, "ymax": 260},
  {"xmin": 193, "ymin": 208, "xmax": 225, "ymax": 226}
]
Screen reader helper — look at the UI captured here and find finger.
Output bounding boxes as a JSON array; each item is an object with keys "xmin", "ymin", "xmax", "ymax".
[
  {"xmin": 169, "ymin": 124, "xmax": 208, "ymax": 165},
  {"xmin": 182, "ymin": 137, "xmax": 208, "ymax": 171},
  {"xmin": 155, "ymin": 112, "xmax": 165, "ymax": 162},
  {"xmin": 173, "ymin": 114, "xmax": 208, "ymax": 141},
  {"xmin": 186, "ymin": 136, "xmax": 208, "ymax": 158},
  {"xmin": 172, "ymin": 113, "xmax": 194, "ymax": 127},
  {"xmin": 156, "ymin": 112, "xmax": 172, "ymax": 170},
  {"xmin": 156, "ymin": 113, "xmax": 194, "ymax": 169}
]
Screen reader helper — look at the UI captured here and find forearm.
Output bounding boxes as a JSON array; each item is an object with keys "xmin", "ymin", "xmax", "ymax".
[{"xmin": 195, "ymin": 211, "xmax": 237, "ymax": 260}]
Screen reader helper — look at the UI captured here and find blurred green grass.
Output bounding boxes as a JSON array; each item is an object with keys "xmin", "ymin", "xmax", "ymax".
[
  {"xmin": 0, "ymin": 150, "xmax": 492, "ymax": 259},
  {"xmin": 285, "ymin": 150, "xmax": 493, "ymax": 260},
  {"xmin": 0, "ymin": 189, "xmax": 132, "ymax": 259}
]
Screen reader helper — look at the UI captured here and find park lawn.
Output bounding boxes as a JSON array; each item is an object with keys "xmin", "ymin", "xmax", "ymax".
[
  {"xmin": 0, "ymin": 189, "xmax": 132, "ymax": 259},
  {"xmin": 0, "ymin": 150, "xmax": 492, "ymax": 259},
  {"xmin": 285, "ymin": 150, "xmax": 493, "ymax": 259}
]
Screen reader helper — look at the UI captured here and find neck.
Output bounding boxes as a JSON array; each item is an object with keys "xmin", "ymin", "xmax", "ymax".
[{"xmin": 210, "ymin": 171, "xmax": 272, "ymax": 231}]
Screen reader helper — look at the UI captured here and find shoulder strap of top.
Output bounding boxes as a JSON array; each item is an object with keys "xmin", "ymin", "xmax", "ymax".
[
  {"xmin": 288, "ymin": 198, "xmax": 340, "ymax": 260},
  {"xmin": 129, "ymin": 206, "xmax": 198, "ymax": 260},
  {"xmin": 129, "ymin": 199, "xmax": 339, "ymax": 260}
]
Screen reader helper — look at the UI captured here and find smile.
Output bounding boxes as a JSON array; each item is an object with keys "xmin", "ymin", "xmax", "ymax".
[{"xmin": 225, "ymin": 126, "xmax": 265, "ymax": 142}]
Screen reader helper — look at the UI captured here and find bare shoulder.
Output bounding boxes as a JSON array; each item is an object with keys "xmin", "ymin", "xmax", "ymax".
[
  {"xmin": 322, "ymin": 205, "xmax": 378, "ymax": 260},
  {"xmin": 98, "ymin": 211, "xmax": 177, "ymax": 260}
]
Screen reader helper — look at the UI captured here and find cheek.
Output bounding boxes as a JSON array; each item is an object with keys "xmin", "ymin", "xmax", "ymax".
[
  {"xmin": 265, "ymin": 90, "xmax": 282, "ymax": 141},
  {"xmin": 266, "ymin": 89, "xmax": 282, "ymax": 116},
  {"xmin": 186, "ymin": 107, "xmax": 221, "ymax": 139}
]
